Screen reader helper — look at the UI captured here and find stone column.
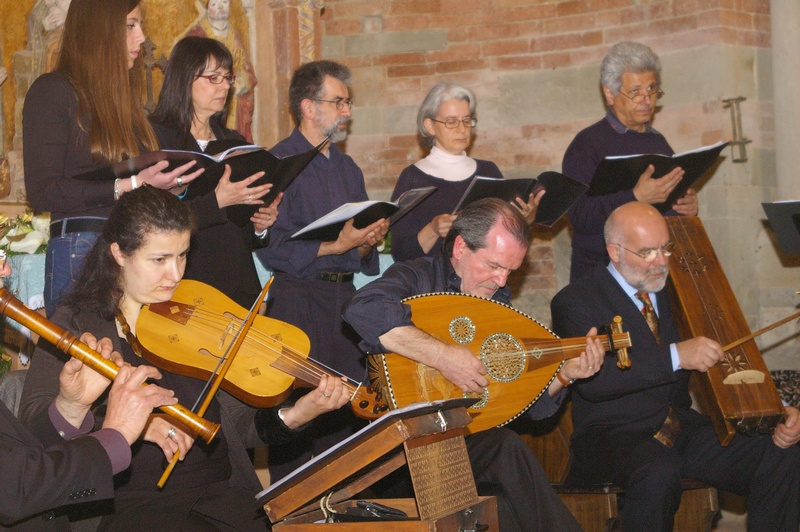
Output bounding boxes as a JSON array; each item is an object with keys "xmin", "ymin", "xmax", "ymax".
[
  {"xmin": 770, "ymin": 0, "xmax": 800, "ymax": 200},
  {"xmin": 762, "ymin": 0, "xmax": 800, "ymax": 368},
  {"xmin": 252, "ymin": 0, "xmax": 322, "ymax": 148}
]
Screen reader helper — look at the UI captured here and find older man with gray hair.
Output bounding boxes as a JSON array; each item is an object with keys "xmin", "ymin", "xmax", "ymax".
[{"xmin": 562, "ymin": 41, "xmax": 698, "ymax": 282}]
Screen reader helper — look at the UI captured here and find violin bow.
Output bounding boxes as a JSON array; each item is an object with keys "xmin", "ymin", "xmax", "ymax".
[
  {"xmin": 722, "ymin": 309, "xmax": 800, "ymax": 352},
  {"xmin": 157, "ymin": 277, "xmax": 273, "ymax": 488}
]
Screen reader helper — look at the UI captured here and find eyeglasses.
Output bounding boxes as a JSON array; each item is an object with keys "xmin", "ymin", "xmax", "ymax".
[
  {"xmin": 619, "ymin": 84, "xmax": 664, "ymax": 104},
  {"xmin": 430, "ymin": 117, "xmax": 477, "ymax": 129},
  {"xmin": 612, "ymin": 241, "xmax": 675, "ymax": 262},
  {"xmin": 196, "ymin": 73, "xmax": 236, "ymax": 85},
  {"xmin": 314, "ymin": 98, "xmax": 353, "ymax": 110}
]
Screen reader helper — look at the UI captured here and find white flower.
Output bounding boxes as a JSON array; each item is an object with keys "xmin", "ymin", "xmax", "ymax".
[
  {"xmin": 31, "ymin": 214, "xmax": 50, "ymax": 238},
  {"xmin": 8, "ymin": 231, "xmax": 46, "ymax": 254}
]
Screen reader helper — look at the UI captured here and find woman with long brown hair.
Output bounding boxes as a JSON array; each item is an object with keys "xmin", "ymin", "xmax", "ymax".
[{"xmin": 23, "ymin": 0, "xmax": 203, "ymax": 316}]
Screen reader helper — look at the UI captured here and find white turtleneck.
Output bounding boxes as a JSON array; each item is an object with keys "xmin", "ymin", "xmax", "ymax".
[{"xmin": 414, "ymin": 146, "xmax": 478, "ymax": 182}]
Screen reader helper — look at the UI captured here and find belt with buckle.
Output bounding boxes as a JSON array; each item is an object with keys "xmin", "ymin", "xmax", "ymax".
[
  {"xmin": 314, "ymin": 272, "xmax": 354, "ymax": 283},
  {"xmin": 50, "ymin": 217, "xmax": 106, "ymax": 237},
  {"xmin": 653, "ymin": 406, "xmax": 682, "ymax": 448}
]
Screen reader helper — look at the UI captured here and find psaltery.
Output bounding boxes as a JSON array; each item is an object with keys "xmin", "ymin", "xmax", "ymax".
[{"xmin": 666, "ymin": 216, "xmax": 786, "ymax": 445}]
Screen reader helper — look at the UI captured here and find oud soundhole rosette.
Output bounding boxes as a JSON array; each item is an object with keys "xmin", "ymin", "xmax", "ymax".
[
  {"xmin": 449, "ymin": 316, "xmax": 475, "ymax": 344},
  {"xmin": 463, "ymin": 387, "xmax": 489, "ymax": 409},
  {"xmin": 481, "ymin": 333, "xmax": 524, "ymax": 383}
]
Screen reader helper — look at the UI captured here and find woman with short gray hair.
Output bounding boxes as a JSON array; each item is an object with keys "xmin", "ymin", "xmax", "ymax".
[{"xmin": 390, "ymin": 82, "xmax": 537, "ymax": 262}]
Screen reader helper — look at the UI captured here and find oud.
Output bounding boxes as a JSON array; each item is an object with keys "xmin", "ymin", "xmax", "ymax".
[{"xmin": 368, "ymin": 293, "xmax": 631, "ymax": 434}]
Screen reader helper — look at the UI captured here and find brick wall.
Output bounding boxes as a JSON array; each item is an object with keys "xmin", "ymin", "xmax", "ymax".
[{"xmin": 317, "ymin": 0, "xmax": 773, "ymax": 325}]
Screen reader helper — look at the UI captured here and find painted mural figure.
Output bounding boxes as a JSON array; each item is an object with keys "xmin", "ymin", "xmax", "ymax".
[
  {"xmin": 187, "ymin": 0, "xmax": 257, "ymax": 141},
  {"xmin": 28, "ymin": 0, "xmax": 72, "ymax": 76}
]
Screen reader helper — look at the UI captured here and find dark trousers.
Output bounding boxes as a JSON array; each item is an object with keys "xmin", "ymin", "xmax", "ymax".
[
  {"xmin": 265, "ymin": 273, "xmax": 367, "ymax": 481},
  {"xmin": 568, "ymin": 415, "xmax": 800, "ymax": 532},
  {"xmin": 467, "ymin": 428, "xmax": 582, "ymax": 532},
  {"xmin": 374, "ymin": 428, "xmax": 582, "ymax": 532},
  {"xmin": 98, "ymin": 481, "xmax": 268, "ymax": 531}
]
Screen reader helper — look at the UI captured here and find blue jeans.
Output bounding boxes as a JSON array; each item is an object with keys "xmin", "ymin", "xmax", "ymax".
[{"xmin": 44, "ymin": 229, "xmax": 100, "ymax": 317}]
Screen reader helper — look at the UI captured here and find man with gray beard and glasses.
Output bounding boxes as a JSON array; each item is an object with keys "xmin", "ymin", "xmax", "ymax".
[
  {"xmin": 551, "ymin": 202, "xmax": 800, "ymax": 532},
  {"xmin": 255, "ymin": 60, "xmax": 388, "ymax": 481}
]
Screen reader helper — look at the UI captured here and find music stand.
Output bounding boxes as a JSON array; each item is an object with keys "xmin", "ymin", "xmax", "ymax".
[
  {"xmin": 763, "ymin": 201, "xmax": 800, "ymax": 255},
  {"xmin": 257, "ymin": 398, "xmax": 498, "ymax": 530}
]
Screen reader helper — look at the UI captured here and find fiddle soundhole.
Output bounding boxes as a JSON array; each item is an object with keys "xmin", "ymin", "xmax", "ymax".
[
  {"xmin": 480, "ymin": 333, "xmax": 525, "ymax": 383},
  {"xmin": 449, "ymin": 316, "xmax": 475, "ymax": 344}
]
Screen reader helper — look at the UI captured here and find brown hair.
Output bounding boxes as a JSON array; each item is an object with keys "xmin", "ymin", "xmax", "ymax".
[
  {"xmin": 443, "ymin": 198, "xmax": 531, "ymax": 257},
  {"xmin": 64, "ymin": 186, "xmax": 194, "ymax": 319},
  {"xmin": 57, "ymin": 0, "xmax": 158, "ymax": 164}
]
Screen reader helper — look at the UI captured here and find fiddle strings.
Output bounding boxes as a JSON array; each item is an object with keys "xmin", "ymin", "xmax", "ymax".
[
  {"xmin": 192, "ymin": 289, "xmax": 266, "ymax": 412},
  {"xmin": 160, "ymin": 305, "xmax": 361, "ymax": 394},
  {"xmin": 169, "ymin": 304, "xmax": 617, "ymax": 371}
]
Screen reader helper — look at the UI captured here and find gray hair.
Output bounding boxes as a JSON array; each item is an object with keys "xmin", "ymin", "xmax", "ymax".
[
  {"xmin": 600, "ymin": 41, "xmax": 661, "ymax": 95},
  {"xmin": 417, "ymin": 82, "xmax": 476, "ymax": 147}
]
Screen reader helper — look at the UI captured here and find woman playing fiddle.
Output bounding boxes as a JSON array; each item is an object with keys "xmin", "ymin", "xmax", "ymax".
[
  {"xmin": 150, "ymin": 36, "xmax": 280, "ymax": 308},
  {"xmin": 23, "ymin": 0, "xmax": 204, "ymax": 316},
  {"xmin": 18, "ymin": 186, "xmax": 347, "ymax": 531},
  {"xmin": 390, "ymin": 82, "xmax": 542, "ymax": 262}
]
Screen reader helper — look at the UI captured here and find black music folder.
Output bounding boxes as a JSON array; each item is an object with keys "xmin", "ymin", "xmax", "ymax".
[
  {"xmin": 763, "ymin": 201, "xmax": 800, "ymax": 255},
  {"xmin": 290, "ymin": 186, "xmax": 436, "ymax": 242},
  {"xmin": 453, "ymin": 171, "xmax": 587, "ymax": 227},
  {"xmin": 75, "ymin": 139, "xmax": 327, "ymax": 227},
  {"xmin": 587, "ymin": 141, "xmax": 728, "ymax": 213}
]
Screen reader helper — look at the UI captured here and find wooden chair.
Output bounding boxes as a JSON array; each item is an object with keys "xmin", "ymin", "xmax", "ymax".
[{"xmin": 515, "ymin": 402, "xmax": 719, "ymax": 531}]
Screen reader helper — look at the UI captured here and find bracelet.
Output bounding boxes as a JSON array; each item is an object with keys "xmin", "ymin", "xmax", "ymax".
[
  {"xmin": 130, "ymin": 174, "xmax": 138, "ymax": 190},
  {"xmin": 556, "ymin": 371, "xmax": 574, "ymax": 388},
  {"xmin": 113, "ymin": 178, "xmax": 121, "ymax": 201}
]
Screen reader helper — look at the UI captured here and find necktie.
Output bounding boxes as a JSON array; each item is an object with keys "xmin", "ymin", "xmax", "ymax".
[{"xmin": 635, "ymin": 291, "xmax": 660, "ymax": 343}]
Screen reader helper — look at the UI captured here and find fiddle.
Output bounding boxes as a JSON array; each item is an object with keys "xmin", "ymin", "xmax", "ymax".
[
  {"xmin": 135, "ymin": 279, "xmax": 388, "ymax": 418},
  {"xmin": 0, "ymin": 288, "xmax": 220, "ymax": 443}
]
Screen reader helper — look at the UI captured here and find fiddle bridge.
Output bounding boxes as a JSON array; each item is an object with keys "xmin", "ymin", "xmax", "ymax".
[{"xmin": 219, "ymin": 311, "xmax": 240, "ymax": 350}]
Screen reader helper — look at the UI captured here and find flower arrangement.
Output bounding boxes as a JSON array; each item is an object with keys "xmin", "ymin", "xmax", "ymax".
[{"xmin": 0, "ymin": 210, "xmax": 50, "ymax": 255}]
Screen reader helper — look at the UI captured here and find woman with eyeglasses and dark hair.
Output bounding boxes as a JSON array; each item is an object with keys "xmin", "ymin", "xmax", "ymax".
[
  {"xmin": 389, "ymin": 82, "xmax": 541, "ymax": 263},
  {"xmin": 23, "ymin": 0, "xmax": 204, "ymax": 317},
  {"xmin": 150, "ymin": 36, "xmax": 280, "ymax": 308}
]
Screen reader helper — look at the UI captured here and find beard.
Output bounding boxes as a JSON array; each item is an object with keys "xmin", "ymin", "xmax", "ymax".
[
  {"xmin": 321, "ymin": 116, "xmax": 350, "ymax": 143},
  {"xmin": 616, "ymin": 253, "xmax": 669, "ymax": 293}
]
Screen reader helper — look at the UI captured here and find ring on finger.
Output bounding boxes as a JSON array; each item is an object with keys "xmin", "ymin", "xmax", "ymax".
[
  {"xmin": 322, "ymin": 392, "xmax": 331, "ymax": 398},
  {"xmin": 177, "ymin": 176, "xmax": 183, "ymax": 187},
  {"xmin": 247, "ymin": 194, "xmax": 251, "ymax": 202},
  {"xmin": 166, "ymin": 427, "xmax": 177, "ymax": 440}
]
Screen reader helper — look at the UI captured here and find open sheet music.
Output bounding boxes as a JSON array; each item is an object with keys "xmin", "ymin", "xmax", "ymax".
[
  {"xmin": 290, "ymin": 186, "xmax": 436, "ymax": 241},
  {"xmin": 586, "ymin": 141, "xmax": 728, "ymax": 213},
  {"xmin": 453, "ymin": 171, "xmax": 587, "ymax": 227}
]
